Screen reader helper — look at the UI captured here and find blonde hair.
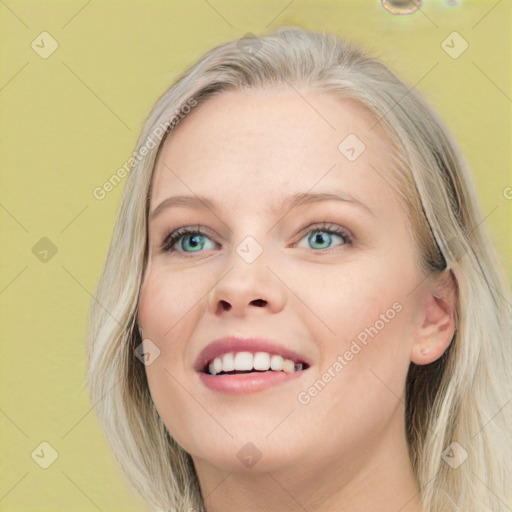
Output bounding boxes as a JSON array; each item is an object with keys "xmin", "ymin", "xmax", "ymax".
[{"xmin": 85, "ymin": 27, "xmax": 512, "ymax": 511}]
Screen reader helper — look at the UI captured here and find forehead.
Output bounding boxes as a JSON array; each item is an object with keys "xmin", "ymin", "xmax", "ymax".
[{"xmin": 149, "ymin": 89, "xmax": 397, "ymax": 216}]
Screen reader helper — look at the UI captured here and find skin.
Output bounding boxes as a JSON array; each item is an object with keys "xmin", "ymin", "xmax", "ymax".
[{"xmin": 137, "ymin": 89, "xmax": 457, "ymax": 512}]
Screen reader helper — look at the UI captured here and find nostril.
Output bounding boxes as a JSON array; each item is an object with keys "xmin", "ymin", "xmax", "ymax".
[
  {"xmin": 251, "ymin": 299, "xmax": 267, "ymax": 307},
  {"xmin": 218, "ymin": 300, "xmax": 231, "ymax": 312}
]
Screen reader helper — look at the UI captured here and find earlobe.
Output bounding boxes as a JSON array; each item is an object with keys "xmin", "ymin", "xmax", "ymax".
[
  {"xmin": 410, "ymin": 330, "xmax": 452, "ymax": 365},
  {"xmin": 410, "ymin": 269, "xmax": 458, "ymax": 365}
]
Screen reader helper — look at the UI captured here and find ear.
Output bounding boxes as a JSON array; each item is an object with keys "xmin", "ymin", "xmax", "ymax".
[{"xmin": 410, "ymin": 268, "xmax": 458, "ymax": 365}]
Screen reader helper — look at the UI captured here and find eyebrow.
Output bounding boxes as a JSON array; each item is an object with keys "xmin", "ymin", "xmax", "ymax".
[{"xmin": 149, "ymin": 191, "xmax": 375, "ymax": 221}]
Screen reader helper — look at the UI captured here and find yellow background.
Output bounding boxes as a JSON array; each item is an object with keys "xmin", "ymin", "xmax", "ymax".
[{"xmin": 1, "ymin": 1, "xmax": 510, "ymax": 511}]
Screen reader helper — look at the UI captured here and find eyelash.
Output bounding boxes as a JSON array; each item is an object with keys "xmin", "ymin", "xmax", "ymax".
[{"xmin": 161, "ymin": 222, "xmax": 354, "ymax": 255}]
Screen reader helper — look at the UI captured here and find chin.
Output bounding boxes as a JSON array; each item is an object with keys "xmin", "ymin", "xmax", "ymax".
[{"xmin": 188, "ymin": 437, "xmax": 304, "ymax": 473}]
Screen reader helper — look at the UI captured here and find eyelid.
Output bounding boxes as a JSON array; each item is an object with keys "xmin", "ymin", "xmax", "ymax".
[
  {"xmin": 292, "ymin": 221, "xmax": 353, "ymax": 247},
  {"xmin": 161, "ymin": 224, "xmax": 218, "ymax": 251},
  {"xmin": 295, "ymin": 221, "xmax": 352, "ymax": 239},
  {"xmin": 160, "ymin": 221, "xmax": 354, "ymax": 254}
]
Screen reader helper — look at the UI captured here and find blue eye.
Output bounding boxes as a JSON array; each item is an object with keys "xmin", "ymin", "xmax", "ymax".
[
  {"xmin": 162, "ymin": 226, "xmax": 217, "ymax": 254},
  {"xmin": 296, "ymin": 225, "xmax": 351, "ymax": 251},
  {"xmin": 161, "ymin": 223, "xmax": 353, "ymax": 255}
]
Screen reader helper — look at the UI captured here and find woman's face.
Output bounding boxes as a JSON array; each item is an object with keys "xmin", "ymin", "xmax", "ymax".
[{"xmin": 137, "ymin": 89, "xmax": 431, "ymax": 476}]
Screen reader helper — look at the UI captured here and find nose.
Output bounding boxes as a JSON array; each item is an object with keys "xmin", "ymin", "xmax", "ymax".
[{"xmin": 208, "ymin": 243, "xmax": 286, "ymax": 317}]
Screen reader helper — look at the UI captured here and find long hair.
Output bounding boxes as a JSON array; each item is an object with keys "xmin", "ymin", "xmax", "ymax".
[{"xmin": 85, "ymin": 27, "xmax": 512, "ymax": 512}]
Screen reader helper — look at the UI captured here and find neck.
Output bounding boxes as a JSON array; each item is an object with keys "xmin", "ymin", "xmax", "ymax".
[{"xmin": 193, "ymin": 406, "xmax": 423, "ymax": 512}]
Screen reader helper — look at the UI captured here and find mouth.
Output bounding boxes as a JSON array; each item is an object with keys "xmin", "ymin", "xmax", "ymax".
[
  {"xmin": 201, "ymin": 351, "xmax": 310, "ymax": 376},
  {"xmin": 194, "ymin": 336, "xmax": 312, "ymax": 394}
]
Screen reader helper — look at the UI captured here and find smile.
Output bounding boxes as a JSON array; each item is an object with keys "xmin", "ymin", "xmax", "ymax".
[
  {"xmin": 204, "ymin": 351, "xmax": 307, "ymax": 375},
  {"xmin": 194, "ymin": 336, "xmax": 311, "ymax": 394}
]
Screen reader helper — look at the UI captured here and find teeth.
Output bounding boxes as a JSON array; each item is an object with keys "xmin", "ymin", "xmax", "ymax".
[
  {"xmin": 208, "ymin": 356, "xmax": 223, "ymax": 376},
  {"xmin": 270, "ymin": 354, "xmax": 283, "ymax": 371},
  {"xmin": 283, "ymin": 359, "xmax": 295, "ymax": 373},
  {"xmin": 253, "ymin": 352, "xmax": 270, "ymax": 371},
  {"xmin": 222, "ymin": 352, "xmax": 235, "ymax": 372},
  {"xmin": 207, "ymin": 351, "xmax": 303, "ymax": 375},
  {"xmin": 234, "ymin": 351, "xmax": 253, "ymax": 371}
]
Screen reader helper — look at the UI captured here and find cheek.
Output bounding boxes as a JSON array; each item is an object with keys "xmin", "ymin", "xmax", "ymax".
[
  {"xmin": 136, "ymin": 266, "xmax": 208, "ymax": 449},
  {"xmin": 137, "ymin": 264, "xmax": 206, "ymax": 340},
  {"xmin": 136, "ymin": 264, "xmax": 209, "ymax": 398},
  {"xmin": 300, "ymin": 307, "xmax": 413, "ymax": 448},
  {"xmin": 309, "ymin": 257, "xmax": 416, "ymax": 399},
  {"xmin": 307, "ymin": 271, "xmax": 406, "ymax": 347}
]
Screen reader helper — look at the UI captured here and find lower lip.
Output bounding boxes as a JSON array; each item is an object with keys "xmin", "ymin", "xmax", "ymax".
[{"xmin": 198, "ymin": 370, "xmax": 305, "ymax": 394}]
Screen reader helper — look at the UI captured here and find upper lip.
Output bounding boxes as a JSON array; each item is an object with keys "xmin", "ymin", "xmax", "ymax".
[{"xmin": 194, "ymin": 336, "xmax": 311, "ymax": 373}]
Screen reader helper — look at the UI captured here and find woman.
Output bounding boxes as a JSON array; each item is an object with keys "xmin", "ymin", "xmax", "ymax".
[{"xmin": 85, "ymin": 27, "xmax": 512, "ymax": 512}]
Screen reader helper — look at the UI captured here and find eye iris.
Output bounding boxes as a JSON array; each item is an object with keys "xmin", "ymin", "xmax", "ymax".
[
  {"xmin": 309, "ymin": 231, "xmax": 331, "ymax": 249},
  {"xmin": 182, "ymin": 234, "xmax": 205, "ymax": 252}
]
